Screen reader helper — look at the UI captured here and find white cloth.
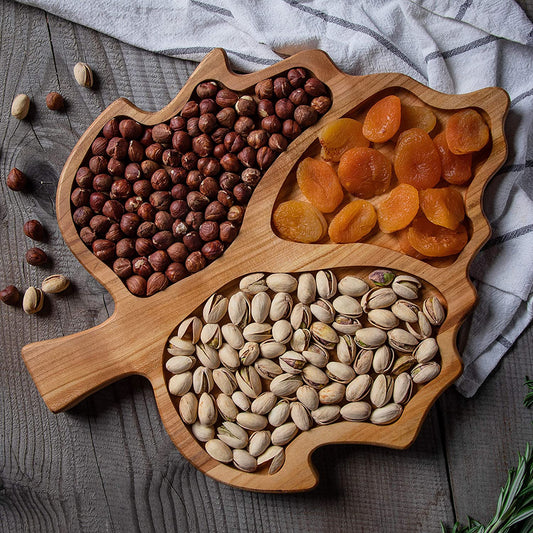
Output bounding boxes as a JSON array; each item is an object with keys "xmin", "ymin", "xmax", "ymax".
[{"xmin": 17, "ymin": 0, "xmax": 533, "ymax": 397}]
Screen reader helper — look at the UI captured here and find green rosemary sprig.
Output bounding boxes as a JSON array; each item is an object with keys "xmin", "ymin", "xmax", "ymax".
[{"xmin": 523, "ymin": 377, "xmax": 533, "ymax": 409}]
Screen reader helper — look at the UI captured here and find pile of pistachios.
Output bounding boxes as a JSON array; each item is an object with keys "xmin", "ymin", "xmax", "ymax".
[{"xmin": 166, "ymin": 269, "xmax": 446, "ymax": 474}]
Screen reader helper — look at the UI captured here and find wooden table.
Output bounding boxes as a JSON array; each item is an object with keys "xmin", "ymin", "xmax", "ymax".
[{"xmin": 1, "ymin": 1, "xmax": 532, "ymax": 531}]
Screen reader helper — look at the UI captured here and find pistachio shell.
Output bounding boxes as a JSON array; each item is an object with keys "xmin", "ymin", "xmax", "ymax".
[
  {"xmin": 290, "ymin": 303, "xmax": 313, "ymax": 330},
  {"xmin": 345, "ymin": 374, "xmax": 373, "ymax": 402},
  {"xmin": 332, "ymin": 294, "xmax": 363, "ymax": 317},
  {"xmin": 318, "ymin": 382, "xmax": 345, "ymax": 404},
  {"xmin": 290, "ymin": 328, "xmax": 311, "ymax": 352},
  {"xmin": 338, "ymin": 275, "xmax": 369, "ymax": 297},
  {"xmin": 353, "ymin": 349, "xmax": 374, "ymax": 375},
  {"xmin": 228, "ymin": 291, "xmax": 250, "ymax": 327},
  {"xmin": 41, "ymin": 274, "xmax": 70, "ymax": 294},
  {"xmin": 236, "ymin": 412, "xmax": 268, "ymax": 431},
  {"xmin": 239, "ymin": 341, "xmax": 260, "ymax": 366},
  {"xmin": 251, "ymin": 392, "xmax": 277, "ymax": 415},
  {"xmin": 205, "ymin": 439, "xmax": 233, "ymax": 463},
  {"xmin": 367, "ymin": 309, "xmax": 399, "ymax": 330},
  {"xmin": 269, "ymin": 292, "xmax": 293, "ymax": 321},
  {"xmin": 391, "ymin": 355, "xmax": 417, "ymax": 375},
  {"xmin": 355, "ymin": 327, "xmax": 387, "ymax": 349},
  {"xmin": 413, "ymin": 337, "xmax": 439, "ymax": 363},
  {"xmin": 168, "ymin": 337, "xmax": 196, "ymax": 356},
  {"xmin": 221, "ymin": 323, "xmax": 245, "ymax": 350},
  {"xmin": 251, "ymin": 291, "xmax": 271, "ymax": 323},
  {"xmin": 387, "ymin": 328, "xmax": 419, "ymax": 352},
  {"xmin": 341, "ymin": 401, "xmax": 372, "ymax": 421},
  {"xmin": 370, "ymin": 374, "xmax": 394, "ymax": 408},
  {"xmin": 266, "ymin": 273, "xmax": 298, "ymax": 293},
  {"xmin": 302, "ymin": 364, "xmax": 329, "ymax": 389},
  {"xmin": 243, "ymin": 322, "xmax": 273, "ymax": 342},
  {"xmin": 236, "ymin": 366, "xmax": 262, "ymax": 398},
  {"xmin": 393, "ymin": 372, "xmax": 413, "ymax": 404},
  {"xmin": 195, "ymin": 342, "xmax": 220, "ymax": 369},
  {"xmin": 193, "ymin": 367, "xmax": 214, "ymax": 395},
  {"xmin": 169, "ymin": 372, "xmax": 192, "ymax": 396},
  {"xmin": 361, "ymin": 287, "xmax": 397, "ymax": 312},
  {"xmin": 269, "ymin": 373, "xmax": 302, "ymax": 397},
  {"xmin": 248, "ymin": 431, "xmax": 271, "ymax": 457},
  {"xmin": 177, "ymin": 316, "xmax": 203, "ymax": 343},
  {"xmin": 297, "ymin": 273, "xmax": 316, "ymax": 304},
  {"xmin": 213, "ymin": 368, "xmax": 238, "ymax": 395},
  {"xmin": 391, "ymin": 300, "xmax": 420, "ymax": 323},
  {"xmin": 411, "ymin": 361, "xmax": 441, "ymax": 384},
  {"xmin": 217, "ymin": 394, "xmax": 239, "ymax": 421},
  {"xmin": 336, "ymin": 335, "xmax": 357, "ymax": 364},
  {"xmin": 372, "ymin": 345, "xmax": 395, "ymax": 374},
  {"xmin": 231, "ymin": 391, "xmax": 251, "ymax": 412},
  {"xmin": 310, "ymin": 298, "xmax": 335, "ymax": 323},
  {"xmin": 392, "ymin": 275, "xmax": 421, "ymax": 300},
  {"xmin": 233, "ymin": 449, "xmax": 257, "ymax": 472},
  {"xmin": 191, "ymin": 422, "xmax": 215, "ymax": 442},
  {"xmin": 326, "ymin": 361, "xmax": 356, "ymax": 384},
  {"xmin": 370, "ymin": 403, "xmax": 403, "ymax": 425},
  {"xmin": 198, "ymin": 392, "xmax": 217, "ymax": 426},
  {"xmin": 406, "ymin": 311, "xmax": 433, "ymax": 340},
  {"xmin": 203, "ymin": 293, "xmax": 228, "ymax": 323},
  {"xmin": 290, "ymin": 402, "xmax": 313, "ymax": 431},
  {"xmin": 178, "ymin": 392, "xmax": 198, "ymax": 424},
  {"xmin": 239, "ymin": 272, "xmax": 268, "ymax": 294},
  {"xmin": 279, "ymin": 351, "xmax": 306, "ymax": 374},
  {"xmin": 217, "ymin": 421, "xmax": 248, "ymax": 449},
  {"xmin": 271, "ymin": 422, "xmax": 299, "ymax": 445},
  {"xmin": 311, "ymin": 405, "xmax": 340, "ymax": 425},
  {"xmin": 332, "ymin": 315, "xmax": 363, "ymax": 335},
  {"xmin": 259, "ymin": 339, "xmax": 286, "ymax": 359},
  {"xmin": 423, "ymin": 296, "xmax": 446, "ymax": 326},
  {"xmin": 218, "ymin": 343, "xmax": 240, "ymax": 370},
  {"xmin": 268, "ymin": 400, "xmax": 291, "ymax": 426},
  {"xmin": 166, "ymin": 355, "xmax": 195, "ymax": 374},
  {"xmin": 316, "ymin": 270, "xmax": 337, "ymax": 299},
  {"xmin": 310, "ymin": 321, "xmax": 339, "ymax": 349},
  {"xmin": 272, "ymin": 319, "xmax": 293, "ymax": 344},
  {"xmin": 296, "ymin": 385, "xmax": 320, "ymax": 411},
  {"xmin": 254, "ymin": 358, "xmax": 283, "ymax": 380},
  {"xmin": 200, "ymin": 323, "xmax": 223, "ymax": 349},
  {"xmin": 302, "ymin": 345, "xmax": 329, "ymax": 368}
]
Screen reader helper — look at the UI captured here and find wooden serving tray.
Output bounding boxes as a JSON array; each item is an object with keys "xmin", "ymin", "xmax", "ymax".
[{"xmin": 21, "ymin": 49, "xmax": 508, "ymax": 492}]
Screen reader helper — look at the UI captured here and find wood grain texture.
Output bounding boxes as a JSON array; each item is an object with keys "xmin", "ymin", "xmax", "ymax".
[{"xmin": 1, "ymin": 0, "xmax": 532, "ymax": 530}]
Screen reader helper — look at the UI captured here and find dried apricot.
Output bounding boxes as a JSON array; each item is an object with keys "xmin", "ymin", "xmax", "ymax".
[
  {"xmin": 296, "ymin": 157, "xmax": 344, "ymax": 213},
  {"xmin": 446, "ymin": 108, "xmax": 489, "ymax": 155},
  {"xmin": 398, "ymin": 105, "xmax": 436, "ymax": 134},
  {"xmin": 394, "ymin": 128, "xmax": 441, "ymax": 190},
  {"xmin": 337, "ymin": 147, "xmax": 392, "ymax": 198},
  {"xmin": 407, "ymin": 215, "xmax": 468, "ymax": 257},
  {"xmin": 397, "ymin": 228, "xmax": 428, "ymax": 259},
  {"xmin": 362, "ymin": 95, "xmax": 402, "ymax": 143},
  {"xmin": 419, "ymin": 187, "xmax": 465, "ymax": 230},
  {"xmin": 272, "ymin": 200, "xmax": 327, "ymax": 243},
  {"xmin": 433, "ymin": 132, "xmax": 472, "ymax": 185},
  {"xmin": 377, "ymin": 184, "xmax": 419, "ymax": 233},
  {"xmin": 328, "ymin": 200, "xmax": 377, "ymax": 243},
  {"xmin": 319, "ymin": 118, "xmax": 369, "ymax": 162}
]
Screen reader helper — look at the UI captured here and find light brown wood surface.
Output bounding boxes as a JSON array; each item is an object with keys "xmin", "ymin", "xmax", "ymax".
[{"xmin": 19, "ymin": 48, "xmax": 509, "ymax": 492}]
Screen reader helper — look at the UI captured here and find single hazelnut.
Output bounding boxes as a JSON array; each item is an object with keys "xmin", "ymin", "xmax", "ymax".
[
  {"xmin": 71, "ymin": 188, "xmax": 91, "ymax": 207},
  {"xmin": 273, "ymin": 77, "xmax": 291, "ymax": 98},
  {"xmin": 0, "ymin": 285, "xmax": 20, "ymax": 306},
  {"xmin": 172, "ymin": 131, "xmax": 192, "ymax": 154},
  {"xmin": 304, "ymin": 77, "xmax": 328, "ymax": 97},
  {"xmin": 219, "ymin": 172, "xmax": 240, "ymax": 192},
  {"xmin": 116, "ymin": 238, "xmax": 136, "ymax": 258},
  {"xmin": 167, "ymin": 242, "xmax": 189, "ymax": 263},
  {"xmin": 261, "ymin": 115, "xmax": 282, "ymax": 133},
  {"xmin": 119, "ymin": 119, "xmax": 143, "ymax": 139},
  {"xmin": 198, "ymin": 113, "xmax": 217, "ymax": 134},
  {"xmin": 93, "ymin": 173, "xmax": 113, "ymax": 192},
  {"xmin": 247, "ymin": 129, "xmax": 268, "ymax": 149},
  {"xmin": 181, "ymin": 152, "xmax": 198, "ymax": 171},
  {"xmin": 146, "ymin": 272, "xmax": 169, "ymax": 296},
  {"xmin": 76, "ymin": 167, "xmax": 93, "ymax": 188},
  {"xmin": 233, "ymin": 183, "xmax": 253, "ymax": 204},
  {"xmin": 187, "ymin": 191, "xmax": 209, "ymax": 211},
  {"xmin": 169, "ymin": 167, "xmax": 187, "ymax": 185},
  {"xmin": 106, "ymin": 137, "xmax": 128, "ymax": 159},
  {"xmin": 89, "ymin": 156, "xmax": 108, "ymax": 175},
  {"xmin": 185, "ymin": 251, "xmax": 206, "ymax": 273},
  {"xmin": 181, "ymin": 101, "xmax": 200, "ymax": 119},
  {"xmin": 6, "ymin": 168, "xmax": 27, "ymax": 191},
  {"xmin": 219, "ymin": 221, "xmax": 239, "ymax": 243},
  {"xmin": 257, "ymin": 99, "xmax": 275, "ymax": 118},
  {"xmin": 186, "ymin": 170, "xmax": 203, "ymax": 190},
  {"xmin": 171, "ymin": 182, "xmax": 188, "ymax": 200},
  {"xmin": 196, "ymin": 81, "xmax": 218, "ymax": 99},
  {"xmin": 287, "ymin": 68, "xmax": 307, "ymax": 88},
  {"xmin": 110, "ymin": 179, "xmax": 132, "ymax": 201},
  {"xmin": 269, "ymin": 133, "xmax": 288, "ymax": 152},
  {"xmin": 235, "ymin": 96, "xmax": 257, "ymax": 117},
  {"xmin": 224, "ymin": 131, "xmax": 245, "ymax": 154},
  {"xmin": 124, "ymin": 196, "xmax": 143, "ymax": 213},
  {"xmin": 215, "ymin": 89, "xmax": 239, "ymax": 108},
  {"xmin": 185, "ymin": 211, "xmax": 204, "ymax": 231},
  {"xmin": 170, "ymin": 116, "xmax": 186, "ymax": 131},
  {"xmin": 126, "ymin": 275, "xmax": 147, "ymax": 296},
  {"xmin": 220, "ymin": 153, "xmax": 241, "ymax": 173},
  {"xmin": 199, "ymin": 220, "xmax": 219, "ymax": 241},
  {"xmin": 311, "ymin": 96, "xmax": 332, "ymax": 115},
  {"xmin": 282, "ymin": 119, "xmax": 301, "ymax": 140},
  {"xmin": 187, "ymin": 117, "xmax": 202, "ymax": 138},
  {"xmin": 128, "ymin": 140, "xmax": 145, "ymax": 162},
  {"xmin": 294, "ymin": 105, "xmax": 318, "ymax": 128},
  {"xmin": 162, "ymin": 149, "xmax": 181, "ymax": 167},
  {"xmin": 92, "ymin": 239, "xmax": 116, "ymax": 262},
  {"xmin": 107, "ymin": 157, "xmax": 125, "ymax": 177},
  {"xmin": 172, "ymin": 218, "xmax": 188, "ymax": 239},
  {"xmin": 139, "ymin": 127, "xmax": 153, "ymax": 146},
  {"xmin": 217, "ymin": 190, "xmax": 234, "ymax": 208},
  {"xmin": 137, "ymin": 221, "xmax": 157, "ymax": 239},
  {"xmin": 91, "ymin": 137, "xmax": 108, "ymax": 156},
  {"xmin": 72, "ymin": 206, "xmax": 94, "ymax": 226},
  {"xmin": 199, "ymin": 177, "xmax": 219, "ymax": 199},
  {"xmin": 149, "ymin": 191, "xmax": 172, "ymax": 211},
  {"xmin": 132, "ymin": 256, "xmax": 153, "ymax": 278},
  {"xmin": 202, "ymin": 240, "xmax": 224, "ymax": 261},
  {"xmin": 135, "ymin": 238, "xmax": 155, "ymax": 256},
  {"xmin": 216, "ymin": 107, "xmax": 237, "ymax": 128},
  {"xmin": 145, "ymin": 143, "xmax": 164, "ymax": 162},
  {"xmin": 255, "ymin": 79, "xmax": 274, "ymax": 100},
  {"xmin": 211, "ymin": 127, "xmax": 230, "ymax": 145},
  {"xmin": 23, "ymin": 220, "xmax": 45, "ymax": 241},
  {"xmin": 197, "ymin": 157, "xmax": 220, "ymax": 177},
  {"xmin": 80, "ymin": 226, "xmax": 97, "ymax": 245},
  {"xmin": 275, "ymin": 99, "xmax": 295, "ymax": 120},
  {"xmin": 151, "ymin": 123, "xmax": 173, "ymax": 144},
  {"xmin": 204, "ymin": 201, "xmax": 227, "ymax": 221},
  {"xmin": 166, "ymin": 262, "xmax": 188, "ymax": 283},
  {"xmin": 103, "ymin": 118, "xmax": 120, "ymax": 139},
  {"xmin": 234, "ymin": 116, "xmax": 255, "ymax": 137},
  {"xmin": 154, "ymin": 211, "xmax": 173, "ymax": 231},
  {"xmin": 256, "ymin": 146, "xmax": 277, "ymax": 170},
  {"xmin": 152, "ymin": 230, "xmax": 174, "ymax": 250},
  {"xmin": 102, "ymin": 199, "xmax": 125, "ymax": 221},
  {"xmin": 213, "ymin": 144, "xmax": 227, "ymax": 159},
  {"xmin": 241, "ymin": 168, "xmax": 262, "ymax": 187},
  {"xmin": 90, "ymin": 215, "xmax": 112, "ymax": 234},
  {"xmin": 120, "ymin": 213, "xmax": 142, "ymax": 236},
  {"xmin": 106, "ymin": 223, "xmax": 124, "ymax": 242},
  {"xmin": 151, "ymin": 169, "xmax": 171, "ymax": 191},
  {"xmin": 113, "ymin": 257, "xmax": 133, "ymax": 278},
  {"xmin": 141, "ymin": 160, "xmax": 159, "ymax": 179},
  {"xmin": 199, "ymin": 99, "xmax": 218, "ymax": 116},
  {"xmin": 133, "ymin": 180, "xmax": 152, "ymax": 199},
  {"xmin": 237, "ymin": 147, "xmax": 257, "ymax": 168},
  {"xmin": 289, "ymin": 88, "xmax": 308, "ymax": 106},
  {"xmin": 148, "ymin": 250, "xmax": 171, "ymax": 272},
  {"xmin": 192, "ymin": 134, "xmax": 214, "ymax": 157}
]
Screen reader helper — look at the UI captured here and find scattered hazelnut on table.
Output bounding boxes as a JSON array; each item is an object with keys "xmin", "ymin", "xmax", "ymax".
[
  {"xmin": 0, "ymin": 285, "xmax": 20, "ymax": 306},
  {"xmin": 23, "ymin": 220, "xmax": 45, "ymax": 241},
  {"xmin": 11, "ymin": 94, "xmax": 30, "ymax": 120},
  {"xmin": 46, "ymin": 92, "xmax": 64, "ymax": 111},
  {"xmin": 6, "ymin": 168, "xmax": 27, "ymax": 191},
  {"xmin": 26, "ymin": 247, "xmax": 48, "ymax": 266},
  {"xmin": 73, "ymin": 62, "xmax": 93, "ymax": 88}
]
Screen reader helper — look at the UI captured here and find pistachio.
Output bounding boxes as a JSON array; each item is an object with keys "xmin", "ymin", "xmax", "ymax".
[
  {"xmin": 166, "ymin": 355, "xmax": 195, "ymax": 374},
  {"xmin": 168, "ymin": 337, "xmax": 196, "ymax": 356},
  {"xmin": 290, "ymin": 303, "xmax": 312, "ymax": 330},
  {"xmin": 205, "ymin": 439, "xmax": 233, "ymax": 463},
  {"xmin": 11, "ymin": 93, "xmax": 31, "ymax": 119},
  {"xmin": 361, "ymin": 287, "xmax": 397, "ymax": 312},
  {"xmin": 191, "ymin": 422, "xmax": 215, "ymax": 442},
  {"xmin": 239, "ymin": 272, "xmax": 268, "ymax": 294},
  {"xmin": 168, "ymin": 372, "xmax": 192, "ymax": 396},
  {"xmin": 259, "ymin": 339, "xmax": 286, "ymax": 359},
  {"xmin": 266, "ymin": 273, "xmax": 298, "ymax": 293},
  {"xmin": 218, "ymin": 343, "xmax": 240, "ymax": 370},
  {"xmin": 354, "ymin": 327, "xmax": 387, "ymax": 349},
  {"xmin": 332, "ymin": 294, "xmax": 362, "ymax": 317},
  {"xmin": 251, "ymin": 392, "xmax": 277, "ymax": 415},
  {"xmin": 272, "ymin": 319, "xmax": 293, "ymax": 344},
  {"xmin": 236, "ymin": 412, "xmax": 268, "ymax": 431},
  {"xmin": 231, "ymin": 391, "xmax": 251, "ymax": 412},
  {"xmin": 41, "ymin": 274, "xmax": 70, "ymax": 294},
  {"xmin": 269, "ymin": 373, "xmax": 302, "ymax": 397},
  {"xmin": 319, "ymin": 382, "xmax": 345, "ymax": 404},
  {"xmin": 411, "ymin": 361, "xmax": 441, "ymax": 384},
  {"xmin": 254, "ymin": 358, "xmax": 283, "ymax": 380},
  {"xmin": 228, "ymin": 291, "xmax": 251, "ymax": 328},
  {"xmin": 316, "ymin": 270, "xmax": 337, "ymax": 299},
  {"xmin": 73, "ymin": 61, "xmax": 93, "ymax": 87},
  {"xmin": 391, "ymin": 355, "xmax": 417, "ymax": 375},
  {"xmin": 177, "ymin": 316, "xmax": 202, "ymax": 343},
  {"xmin": 341, "ymin": 402, "xmax": 372, "ymax": 422},
  {"xmin": 233, "ymin": 449, "xmax": 257, "ymax": 472},
  {"xmin": 345, "ymin": 374, "xmax": 373, "ymax": 402},
  {"xmin": 198, "ymin": 392, "xmax": 217, "ymax": 426},
  {"xmin": 370, "ymin": 403, "xmax": 403, "ymax": 425},
  {"xmin": 326, "ymin": 361, "xmax": 355, "ymax": 384},
  {"xmin": 200, "ymin": 323, "xmax": 223, "ymax": 349},
  {"xmin": 369, "ymin": 269, "xmax": 395, "ymax": 287},
  {"xmin": 251, "ymin": 291, "xmax": 271, "ymax": 323},
  {"xmin": 406, "ymin": 311, "xmax": 433, "ymax": 340},
  {"xmin": 21, "ymin": 286, "xmax": 44, "ymax": 315},
  {"xmin": 221, "ymin": 323, "xmax": 245, "ymax": 350},
  {"xmin": 413, "ymin": 337, "xmax": 439, "ymax": 363},
  {"xmin": 213, "ymin": 368, "xmax": 238, "ymax": 395},
  {"xmin": 387, "ymin": 328, "xmax": 419, "ymax": 352},
  {"xmin": 391, "ymin": 300, "xmax": 420, "ymax": 323},
  {"xmin": 195, "ymin": 342, "xmax": 220, "ymax": 369},
  {"xmin": 310, "ymin": 298, "xmax": 335, "ymax": 323},
  {"xmin": 271, "ymin": 422, "xmax": 299, "ymax": 445},
  {"xmin": 203, "ymin": 293, "xmax": 228, "ymax": 323},
  {"xmin": 367, "ymin": 309, "xmax": 399, "ymax": 330},
  {"xmin": 279, "ymin": 351, "xmax": 306, "ymax": 374},
  {"xmin": 290, "ymin": 328, "xmax": 311, "ymax": 352},
  {"xmin": 217, "ymin": 421, "xmax": 248, "ymax": 449},
  {"xmin": 248, "ymin": 431, "xmax": 271, "ymax": 457},
  {"xmin": 193, "ymin": 367, "xmax": 214, "ymax": 394},
  {"xmin": 243, "ymin": 322, "xmax": 272, "ymax": 342},
  {"xmin": 239, "ymin": 341, "xmax": 260, "ymax": 366},
  {"xmin": 257, "ymin": 446, "xmax": 285, "ymax": 474},
  {"xmin": 310, "ymin": 321, "xmax": 339, "ymax": 349},
  {"xmin": 393, "ymin": 373, "xmax": 413, "ymax": 404},
  {"xmin": 297, "ymin": 272, "xmax": 316, "ymax": 304},
  {"xmin": 353, "ymin": 349, "xmax": 374, "ymax": 375},
  {"xmin": 372, "ymin": 345, "xmax": 394, "ymax": 374},
  {"xmin": 338, "ymin": 275, "xmax": 369, "ymax": 297},
  {"xmin": 336, "ymin": 335, "xmax": 356, "ymax": 364},
  {"xmin": 268, "ymin": 400, "xmax": 291, "ymax": 427},
  {"xmin": 311, "ymin": 405, "xmax": 340, "ymax": 425},
  {"xmin": 217, "ymin": 393, "xmax": 239, "ymax": 421},
  {"xmin": 302, "ymin": 344, "xmax": 329, "ymax": 368},
  {"xmin": 302, "ymin": 364, "xmax": 329, "ymax": 389},
  {"xmin": 178, "ymin": 392, "xmax": 198, "ymax": 424},
  {"xmin": 423, "ymin": 296, "xmax": 446, "ymax": 326},
  {"xmin": 370, "ymin": 374, "xmax": 394, "ymax": 408},
  {"xmin": 392, "ymin": 275, "xmax": 421, "ymax": 300},
  {"xmin": 296, "ymin": 385, "xmax": 320, "ymax": 411},
  {"xmin": 236, "ymin": 366, "xmax": 262, "ymax": 398},
  {"xmin": 269, "ymin": 292, "xmax": 293, "ymax": 321},
  {"xmin": 332, "ymin": 315, "xmax": 362, "ymax": 335},
  {"xmin": 290, "ymin": 402, "xmax": 313, "ymax": 431}
]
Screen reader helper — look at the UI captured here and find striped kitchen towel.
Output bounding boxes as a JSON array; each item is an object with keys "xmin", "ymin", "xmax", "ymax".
[{"xmin": 16, "ymin": 0, "xmax": 533, "ymax": 396}]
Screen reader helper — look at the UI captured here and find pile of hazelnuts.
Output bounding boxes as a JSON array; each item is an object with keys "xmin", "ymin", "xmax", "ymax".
[{"xmin": 71, "ymin": 68, "xmax": 332, "ymax": 297}]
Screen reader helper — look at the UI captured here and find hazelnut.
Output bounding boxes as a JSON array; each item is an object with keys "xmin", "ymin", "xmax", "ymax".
[
  {"xmin": 155, "ymin": 211, "xmax": 173, "ymax": 231},
  {"xmin": 185, "ymin": 211, "xmax": 204, "ymax": 230},
  {"xmin": 187, "ymin": 191, "xmax": 209, "ymax": 211},
  {"xmin": 166, "ymin": 262, "xmax": 187, "ymax": 283},
  {"xmin": 102, "ymin": 199, "xmax": 125, "ymax": 221},
  {"xmin": 89, "ymin": 156, "xmax": 108, "ymax": 175},
  {"xmin": 169, "ymin": 167, "xmax": 187, "ymax": 185},
  {"xmin": 172, "ymin": 131, "xmax": 192, "ymax": 153},
  {"xmin": 92, "ymin": 239, "xmax": 116, "ymax": 262},
  {"xmin": 76, "ymin": 167, "xmax": 93, "ymax": 188},
  {"xmin": 294, "ymin": 105, "xmax": 318, "ymax": 128},
  {"xmin": 213, "ymin": 143, "xmax": 227, "ymax": 159},
  {"xmin": 282, "ymin": 119, "xmax": 301, "ymax": 140},
  {"xmin": 200, "ymin": 177, "xmax": 219, "ymax": 199},
  {"xmin": 124, "ymin": 196, "xmax": 143, "ymax": 213},
  {"xmin": 93, "ymin": 173, "xmax": 112, "ymax": 192},
  {"xmin": 198, "ymin": 113, "xmax": 217, "ymax": 133},
  {"xmin": 90, "ymin": 215, "xmax": 112, "ymax": 234},
  {"xmin": 197, "ymin": 157, "xmax": 220, "ymax": 177},
  {"xmin": 227, "ymin": 205, "xmax": 245, "ymax": 224},
  {"xmin": 148, "ymin": 250, "xmax": 171, "ymax": 272},
  {"xmin": 220, "ymin": 153, "xmax": 240, "ymax": 173},
  {"xmin": 304, "ymin": 77, "xmax": 328, "ymax": 97},
  {"xmin": 107, "ymin": 158, "xmax": 125, "ymax": 177},
  {"xmin": 269, "ymin": 133, "xmax": 288, "ymax": 152},
  {"xmin": 216, "ymin": 107, "xmax": 237, "ymax": 128},
  {"xmin": 170, "ymin": 116, "xmax": 186, "ymax": 131},
  {"xmin": 6, "ymin": 168, "xmax": 27, "ymax": 191},
  {"xmin": 233, "ymin": 183, "xmax": 253, "ymax": 204},
  {"xmin": 257, "ymin": 99, "xmax": 275, "ymax": 118},
  {"xmin": 256, "ymin": 146, "xmax": 277, "ymax": 170},
  {"xmin": 219, "ymin": 221, "xmax": 239, "ymax": 243},
  {"xmin": 128, "ymin": 140, "xmax": 145, "ymax": 162},
  {"xmin": 186, "ymin": 170, "xmax": 203, "ymax": 190},
  {"xmin": 311, "ymin": 96, "xmax": 332, "ymax": 115},
  {"xmin": 151, "ymin": 169, "xmax": 171, "ymax": 191},
  {"xmin": 185, "ymin": 251, "xmax": 206, "ymax": 273},
  {"xmin": 255, "ymin": 79, "xmax": 274, "ymax": 100},
  {"xmin": 172, "ymin": 219, "xmax": 188, "ymax": 239},
  {"xmin": 170, "ymin": 199, "xmax": 188, "ymax": 219},
  {"xmin": 171, "ymin": 183, "xmax": 188, "ymax": 200},
  {"xmin": 133, "ymin": 180, "xmax": 152, "ymax": 199},
  {"xmin": 199, "ymin": 99, "xmax": 218, "ymax": 116},
  {"xmin": 247, "ymin": 129, "xmax": 268, "ymax": 149},
  {"xmin": 106, "ymin": 137, "xmax": 128, "ymax": 159},
  {"xmin": 146, "ymin": 272, "xmax": 169, "ymax": 296},
  {"xmin": 192, "ymin": 134, "xmax": 214, "ymax": 157},
  {"xmin": 241, "ymin": 168, "xmax": 261, "ymax": 187},
  {"xmin": 110, "ymin": 179, "xmax": 132, "ymax": 201},
  {"xmin": 217, "ymin": 190, "xmax": 234, "ymax": 208},
  {"xmin": 234, "ymin": 116, "xmax": 255, "ymax": 136},
  {"xmin": 89, "ymin": 192, "xmax": 107, "ymax": 213},
  {"xmin": 120, "ymin": 213, "xmax": 142, "ymax": 236},
  {"xmin": 151, "ymin": 123, "xmax": 173, "ymax": 144},
  {"xmin": 106, "ymin": 223, "xmax": 124, "ymax": 242},
  {"xmin": 261, "ymin": 115, "xmax": 282, "ymax": 133},
  {"xmin": 135, "ymin": 238, "xmax": 155, "ymax": 256},
  {"xmin": 132, "ymin": 256, "xmax": 153, "ymax": 278},
  {"xmin": 141, "ymin": 160, "xmax": 159, "ymax": 179},
  {"xmin": 103, "ymin": 118, "xmax": 120, "ymax": 139},
  {"xmin": 167, "ymin": 242, "xmax": 189, "ymax": 263},
  {"xmin": 219, "ymin": 172, "xmax": 240, "ymax": 192},
  {"xmin": 71, "ymin": 188, "xmax": 91, "ymax": 207},
  {"xmin": 138, "ymin": 126, "xmax": 152, "ymax": 146},
  {"xmin": 275, "ymin": 99, "xmax": 295, "ymax": 120},
  {"xmin": 137, "ymin": 221, "xmax": 157, "ymax": 238},
  {"xmin": 196, "ymin": 81, "xmax": 218, "ymax": 99},
  {"xmin": 187, "ymin": 117, "xmax": 202, "ymax": 138},
  {"xmin": 289, "ymin": 88, "xmax": 308, "ymax": 106},
  {"xmin": 116, "ymin": 238, "xmax": 136, "ymax": 258},
  {"xmin": 0, "ymin": 285, "xmax": 20, "ymax": 306},
  {"xmin": 113, "ymin": 258, "xmax": 133, "ymax": 278},
  {"xmin": 126, "ymin": 275, "xmax": 147, "ymax": 296},
  {"xmin": 216, "ymin": 89, "xmax": 239, "ymax": 108},
  {"xmin": 181, "ymin": 101, "xmax": 200, "ymax": 119},
  {"xmin": 288, "ymin": 67, "xmax": 307, "ymax": 88},
  {"xmin": 202, "ymin": 240, "xmax": 224, "ymax": 261},
  {"xmin": 119, "ymin": 119, "xmax": 143, "ymax": 139},
  {"xmin": 237, "ymin": 147, "xmax": 257, "ymax": 168},
  {"xmin": 204, "ymin": 201, "xmax": 227, "ymax": 221},
  {"xmin": 72, "ymin": 206, "xmax": 94, "ymax": 226},
  {"xmin": 183, "ymin": 231, "xmax": 203, "ymax": 251},
  {"xmin": 23, "ymin": 220, "xmax": 45, "ymax": 241},
  {"xmin": 224, "ymin": 131, "xmax": 245, "ymax": 154},
  {"xmin": 235, "ymin": 96, "xmax": 257, "ymax": 117},
  {"xmin": 80, "ymin": 226, "xmax": 97, "ymax": 245},
  {"xmin": 145, "ymin": 143, "xmax": 163, "ymax": 162},
  {"xmin": 152, "ymin": 230, "xmax": 174, "ymax": 250},
  {"xmin": 149, "ymin": 191, "xmax": 172, "ymax": 211},
  {"xmin": 91, "ymin": 137, "xmax": 108, "ymax": 156},
  {"xmin": 181, "ymin": 152, "xmax": 198, "ymax": 171},
  {"xmin": 211, "ymin": 127, "xmax": 230, "ymax": 145},
  {"xmin": 199, "ymin": 220, "xmax": 219, "ymax": 241},
  {"xmin": 273, "ymin": 77, "xmax": 291, "ymax": 98}
]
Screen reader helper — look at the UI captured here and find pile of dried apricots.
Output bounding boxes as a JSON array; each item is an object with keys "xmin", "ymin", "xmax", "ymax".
[{"xmin": 273, "ymin": 94, "xmax": 490, "ymax": 259}]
